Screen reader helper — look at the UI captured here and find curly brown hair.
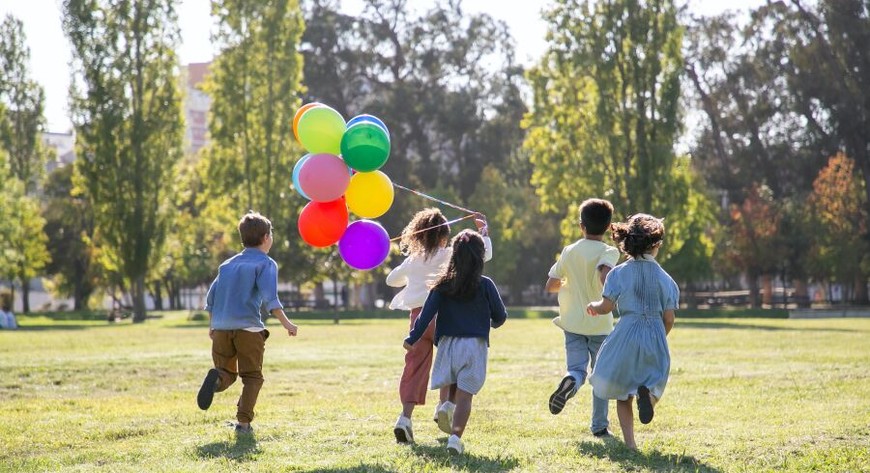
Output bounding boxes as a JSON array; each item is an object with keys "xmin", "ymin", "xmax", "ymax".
[
  {"xmin": 399, "ymin": 208, "xmax": 450, "ymax": 259},
  {"xmin": 611, "ymin": 213, "xmax": 665, "ymax": 259}
]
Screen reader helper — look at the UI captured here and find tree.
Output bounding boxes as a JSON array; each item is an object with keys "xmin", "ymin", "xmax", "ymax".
[
  {"xmin": 42, "ymin": 165, "xmax": 97, "ymax": 310},
  {"xmin": 63, "ymin": 0, "xmax": 185, "ymax": 321},
  {"xmin": 524, "ymin": 0, "xmax": 709, "ymax": 270},
  {"xmin": 196, "ymin": 0, "xmax": 310, "ymax": 287},
  {"xmin": 0, "ymin": 14, "xmax": 50, "ymax": 195},
  {"xmin": 808, "ymin": 153, "xmax": 869, "ymax": 303}
]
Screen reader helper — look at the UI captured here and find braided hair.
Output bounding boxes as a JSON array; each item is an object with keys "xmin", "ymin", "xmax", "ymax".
[{"xmin": 610, "ymin": 214, "xmax": 665, "ymax": 259}]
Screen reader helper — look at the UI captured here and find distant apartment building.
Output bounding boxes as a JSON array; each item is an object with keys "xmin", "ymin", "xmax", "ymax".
[
  {"xmin": 183, "ymin": 62, "xmax": 211, "ymax": 154},
  {"xmin": 42, "ymin": 130, "xmax": 76, "ymax": 173}
]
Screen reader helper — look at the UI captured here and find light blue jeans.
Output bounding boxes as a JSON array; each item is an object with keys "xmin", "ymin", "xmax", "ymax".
[{"xmin": 565, "ymin": 332, "xmax": 609, "ymax": 433}]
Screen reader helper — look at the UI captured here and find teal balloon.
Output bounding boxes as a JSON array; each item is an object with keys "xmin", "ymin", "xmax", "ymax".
[
  {"xmin": 297, "ymin": 106, "xmax": 346, "ymax": 154},
  {"xmin": 292, "ymin": 154, "xmax": 312, "ymax": 200},
  {"xmin": 340, "ymin": 122, "xmax": 391, "ymax": 172}
]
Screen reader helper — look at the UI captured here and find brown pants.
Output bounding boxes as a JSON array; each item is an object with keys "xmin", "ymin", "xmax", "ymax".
[
  {"xmin": 211, "ymin": 329, "xmax": 269, "ymax": 423},
  {"xmin": 399, "ymin": 308, "xmax": 436, "ymax": 405}
]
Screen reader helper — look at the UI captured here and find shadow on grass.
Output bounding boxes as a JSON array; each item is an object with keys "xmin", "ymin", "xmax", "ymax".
[
  {"xmin": 409, "ymin": 442, "xmax": 519, "ymax": 472},
  {"xmin": 196, "ymin": 434, "xmax": 261, "ymax": 462},
  {"xmin": 298, "ymin": 466, "xmax": 397, "ymax": 473},
  {"xmin": 577, "ymin": 438, "xmax": 722, "ymax": 473},
  {"xmin": 678, "ymin": 320, "xmax": 858, "ymax": 333}
]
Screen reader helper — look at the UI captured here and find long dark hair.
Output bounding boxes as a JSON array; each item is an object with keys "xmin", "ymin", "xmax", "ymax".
[
  {"xmin": 610, "ymin": 213, "xmax": 665, "ymax": 259},
  {"xmin": 399, "ymin": 208, "xmax": 450, "ymax": 260},
  {"xmin": 432, "ymin": 229, "xmax": 485, "ymax": 300}
]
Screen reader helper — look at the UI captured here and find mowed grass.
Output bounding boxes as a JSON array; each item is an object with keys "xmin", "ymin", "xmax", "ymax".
[{"xmin": 1, "ymin": 312, "xmax": 868, "ymax": 472}]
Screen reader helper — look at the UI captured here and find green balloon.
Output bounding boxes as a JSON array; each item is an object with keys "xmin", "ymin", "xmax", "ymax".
[
  {"xmin": 297, "ymin": 106, "xmax": 346, "ymax": 155},
  {"xmin": 340, "ymin": 122, "xmax": 391, "ymax": 172}
]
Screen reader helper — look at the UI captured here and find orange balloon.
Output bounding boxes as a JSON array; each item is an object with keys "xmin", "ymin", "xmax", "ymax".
[{"xmin": 293, "ymin": 102, "xmax": 322, "ymax": 143}]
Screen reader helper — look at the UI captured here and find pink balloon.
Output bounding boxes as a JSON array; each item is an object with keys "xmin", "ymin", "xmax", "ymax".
[{"xmin": 298, "ymin": 153, "xmax": 351, "ymax": 202}]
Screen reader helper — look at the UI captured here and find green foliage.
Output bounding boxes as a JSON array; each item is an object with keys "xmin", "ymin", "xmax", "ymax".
[
  {"xmin": 63, "ymin": 0, "xmax": 185, "ymax": 321},
  {"xmin": 41, "ymin": 165, "xmax": 97, "ymax": 310}
]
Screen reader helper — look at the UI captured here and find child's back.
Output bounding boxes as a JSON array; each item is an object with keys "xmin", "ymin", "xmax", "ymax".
[{"xmin": 551, "ymin": 238, "xmax": 619, "ymax": 335}]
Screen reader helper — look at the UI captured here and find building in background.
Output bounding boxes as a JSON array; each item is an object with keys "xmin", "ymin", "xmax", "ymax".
[
  {"xmin": 182, "ymin": 62, "xmax": 211, "ymax": 154},
  {"xmin": 42, "ymin": 130, "xmax": 75, "ymax": 173}
]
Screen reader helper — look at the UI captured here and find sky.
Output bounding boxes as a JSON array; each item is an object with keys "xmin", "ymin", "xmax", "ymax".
[{"xmin": 0, "ymin": 0, "xmax": 766, "ymax": 133}]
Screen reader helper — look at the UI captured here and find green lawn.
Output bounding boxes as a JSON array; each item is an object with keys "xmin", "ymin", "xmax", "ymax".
[{"xmin": 1, "ymin": 312, "xmax": 868, "ymax": 472}]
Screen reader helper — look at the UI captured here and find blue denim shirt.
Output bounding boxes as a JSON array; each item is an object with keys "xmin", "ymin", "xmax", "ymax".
[{"xmin": 205, "ymin": 248, "xmax": 283, "ymax": 330}]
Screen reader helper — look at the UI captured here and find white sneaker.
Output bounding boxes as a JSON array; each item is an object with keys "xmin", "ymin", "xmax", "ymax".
[
  {"xmin": 436, "ymin": 401, "xmax": 455, "ymax": 434},
  {"xmin": 446, "ymin": 434, "xmax": 464, "ymax": 455},
  {"xmin": 393, "ymin": 415, "xmax": 413, "ymax": 443},
  {"xmin": 432, "ymin": 402, "xmax": 441, "ymax": 423}
]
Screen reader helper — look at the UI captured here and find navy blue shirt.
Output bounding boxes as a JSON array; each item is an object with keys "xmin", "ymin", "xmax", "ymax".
[
  {"xmin": 405, "ymin": 276, "xmax": 507, "ymax": 346},
  {"xmin": 205, "ymin": 248, "xmax": 283, "ymax": 330}
]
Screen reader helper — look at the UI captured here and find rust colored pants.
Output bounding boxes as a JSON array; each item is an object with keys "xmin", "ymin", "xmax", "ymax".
[
  {"xmin": 211, "ymin": 329, "xmax": 269, "ymax": 423},
  {"xmin": 399, "ymin": 307, "xmax": 436, "ymax": 405}
]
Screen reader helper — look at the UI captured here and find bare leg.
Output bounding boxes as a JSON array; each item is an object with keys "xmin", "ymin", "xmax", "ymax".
[
  {"xmin": 401, "ymin": 402, "xmax": 415, "ymax": 418},
  {"xmin": 617, "ymin": 399, "xmax": 636, "ymax": 450},
  {"xmin": 439, "ymin": 386, "xmax": 450, "ymax": 404},
  {"xmin": 451, "ymin": 388, "xmax": 474, "ymax": 438},
  {"xmin": 447, "ymin": 384, "xmax": 458, "ymax": 403}
]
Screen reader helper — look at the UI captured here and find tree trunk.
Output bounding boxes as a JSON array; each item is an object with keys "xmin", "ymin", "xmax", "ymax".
[
  {"xmin": 793, "ymin": 279, "xmax": 810, "ymax": 308},
  {"xmin": 152, "ymin": 281, "xmax": 164, "ymax": 311},
  {"xmin": 748, "ymin": 272, "xmax": 761, "ymax": 309},
  {"xmin": 854, "ymin": 276, "xmax": 868, "ymax": 305},
  {"xmin": 132, "ymin": 275, "xmax": 147, "ymax": 323},
  {"xmin": 21, "ymin": 278, "xmax": 30, "ymax": 314},
  {"xmin": 761, "ymin": 274, "xmax": 773, "ymax": 306}
]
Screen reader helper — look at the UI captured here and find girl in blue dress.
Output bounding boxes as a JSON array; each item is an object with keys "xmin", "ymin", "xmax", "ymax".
[{"xmin": 586, "ymin": 214, "xmax": 678, "ymax": 450}]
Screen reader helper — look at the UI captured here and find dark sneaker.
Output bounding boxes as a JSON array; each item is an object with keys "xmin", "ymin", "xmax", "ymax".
[
  {"xmin": 197, "ymin": 369, "xmax": 220, "ymax": 410},
  {"xmin": 548, "ymin": 375, "xmax": 577, "ymax": 415},
  {"xmin": 592, "ymin": 428, "xmax": 612, "ymax": 438},
  {"xmin": 637, "ymin": 385, "xmax": 654, "ymax": 424},
  {"xmin": 234, "ymin": 423, "xmax": 254, "ymax": 434}
]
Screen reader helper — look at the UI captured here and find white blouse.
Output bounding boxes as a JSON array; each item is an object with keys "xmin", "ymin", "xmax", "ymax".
[{"xmin": 386, "ymin": 237, "xmax": 492, "ymax": 310}]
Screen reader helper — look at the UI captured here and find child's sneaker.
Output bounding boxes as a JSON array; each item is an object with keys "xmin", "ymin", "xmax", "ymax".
[
  {"xmin": 197, "ymin": 368, "xmax": 220, "ymax": 410},
  {"xmin": 393, "ymin": 415, "xmax": 414, "ymax": 444},
  {"xmin": 548, "ymin": 375, "xmax": 577, "ymax": 414},
  {"xmin": 637, "ymin": 385, "xmax": 654, "ymax": 424},
  {"xmin": 436, "ymin": 401, "xmax": 455, "ymax": 434},
  {"xmin": 234, "ymin": 423, "xmax": 254, "ymax": 435},
  {"xmin": 446, "ymin": 434, "xmax": 464, "ymax": 455},
  {"xmin": 432, "ymin": 402, "xmax": 441, "ymax": 423}
]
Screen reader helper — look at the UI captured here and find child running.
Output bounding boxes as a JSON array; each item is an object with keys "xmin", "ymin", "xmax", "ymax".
[
  {"xmin": 387, "ymin": 208, "xmax": 491, "ymax": 443},
  {"xmin": 403, "ymin": 229, "xmax": 507, "ymax": 455},
  {"xmin": 587, "ymin": 213, "xmax": 678, "ymax": 450}
]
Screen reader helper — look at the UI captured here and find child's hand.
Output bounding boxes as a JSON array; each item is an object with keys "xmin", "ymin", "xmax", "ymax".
[
  {"xmin": 284, "ymin": 321, "xmax": 298, "ymax": 337},
  {"xmin": 473, "ymin": 213, "xmax": 488, "ymax": 236},
  {"xmin": 586, "ymin": 303, "xmax": 599, "ymax": 316},
  {"xmin": 403, "ymin": 341, "xmax": 413, "ymax": 351}
]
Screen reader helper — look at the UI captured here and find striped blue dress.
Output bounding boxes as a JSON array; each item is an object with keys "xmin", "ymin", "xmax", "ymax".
[{"xmin": 589, "ymin": 255, "xmax": 679, "ymax": 401}]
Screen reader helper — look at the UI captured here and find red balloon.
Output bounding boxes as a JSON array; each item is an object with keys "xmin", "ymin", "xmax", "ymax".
[{"xmin": 298, "ymin": 198, "xmax": 348, "ymax": 247}]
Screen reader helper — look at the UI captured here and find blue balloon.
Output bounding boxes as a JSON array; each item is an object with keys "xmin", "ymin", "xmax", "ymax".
[
  {"xmin": 346, "ymin": 114, "xmax": 390, "ymax": 141},
  {"xmin": 292, "ymin": 154, "xmax": 312, "ymax": 199}
]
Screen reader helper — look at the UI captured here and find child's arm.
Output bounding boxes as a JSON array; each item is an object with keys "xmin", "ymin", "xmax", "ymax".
[
  {"xmin": 545, "ymin": 277, "xmax": 562, "ymax": 293},
  {"xmin": 475, "ymin": 214, "xmax": 494, "ymax": 262},
  {"xmin": 486, "ymin": 279, "xmax": 508, "ymax": 329},
  {"xmin": 404, "ymin": 291, "xmax": 440, "ymax": 349},
  {"xmin": 662, "ymin": 309, "xmax": 675, "ymax": 335},
  {"xmin": 270, "ymin": 308, "xmax": 299, "ymax": 337},
  {"xmin": 586, "ymin": 297, "xmax": 614, "ymax": 316},
  {"xmin": 385, "ymin": 260, "xmax": 410, "ymax": 287},
  {"xmin": 597, "ymin": 265, "xmax": 612, "ymax": 285}
]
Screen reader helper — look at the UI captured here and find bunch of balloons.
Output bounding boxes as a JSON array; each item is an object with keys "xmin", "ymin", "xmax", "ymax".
[{"xmin": 292, "ymin": 103, "xmax": 394, "ymax": 270}]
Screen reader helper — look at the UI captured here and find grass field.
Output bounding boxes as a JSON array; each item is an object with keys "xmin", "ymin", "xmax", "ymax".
[{"xmin": 1, "ymin": 311, "xmax": 868, "ymax": 472}]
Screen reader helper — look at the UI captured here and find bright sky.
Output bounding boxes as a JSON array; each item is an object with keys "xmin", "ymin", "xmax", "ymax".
[{"xmin": 1, "ymin": 0, "xmax": 765, "ymax": 133}]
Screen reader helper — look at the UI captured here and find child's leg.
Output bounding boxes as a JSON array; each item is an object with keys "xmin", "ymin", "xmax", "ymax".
[
  {"xmin": 398, "ymin": 308, "xmax": 434, "ymax": 418},
  {"xmin": 616, "ymin": 399, "xmax": 636, "ymax": 450},
  {"xmin": 451, "ymin": 388, "xmax": 474, "ymax": 438},
  {"xmin": 234, "ymin": 330, "xmax": 266, "ymax": 425},
  {"xmin": 588, "ymin": 334, "xmax": 609, "ymax": 433}
]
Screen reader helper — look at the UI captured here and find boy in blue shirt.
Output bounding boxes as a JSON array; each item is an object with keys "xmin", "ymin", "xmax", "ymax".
[
  {"xmin": 545, "ymin": 198, "xmax": 619, "ymax": 437},
  {"xmin": 197, "ymin": 211, "xmax": 299, "ymax": 434}
]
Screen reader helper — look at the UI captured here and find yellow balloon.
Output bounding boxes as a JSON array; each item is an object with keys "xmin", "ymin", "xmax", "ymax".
[{"xmin": 346, "ymin": 171, "xmax": 394, "ymax": 218}]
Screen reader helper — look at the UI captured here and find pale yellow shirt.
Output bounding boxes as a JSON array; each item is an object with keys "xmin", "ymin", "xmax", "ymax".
[{"xmin": 548, "ymin": 239, "xmax": 619, "ymax": 335}]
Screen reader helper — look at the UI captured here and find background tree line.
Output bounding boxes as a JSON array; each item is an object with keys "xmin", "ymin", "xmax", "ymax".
[{"xmin": 0, "ymin": 0, "xmax": 868, "ymax": 318}]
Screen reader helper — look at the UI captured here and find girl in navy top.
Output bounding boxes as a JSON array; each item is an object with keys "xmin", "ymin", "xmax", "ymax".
[{"xmin": 403, "ymin": 229, "xmax": 507, "ymax": 455}]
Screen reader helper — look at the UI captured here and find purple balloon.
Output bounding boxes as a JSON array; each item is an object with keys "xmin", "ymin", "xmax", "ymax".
[{"xmin": 338, "ymin": 220, "xmax": 390, "ymax": 270}]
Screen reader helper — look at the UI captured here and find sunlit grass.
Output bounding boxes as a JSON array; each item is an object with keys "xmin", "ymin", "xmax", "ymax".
[{"xmin": 1, "ymin": 312, "xmax": 867, "ymax": 472}]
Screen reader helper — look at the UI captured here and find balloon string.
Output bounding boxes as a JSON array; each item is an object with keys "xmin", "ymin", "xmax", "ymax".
[
  {"xmin": 389, "ymin": 214, "xmax": 476, "ymax": 242},
  {"xmin": 392, "ymin": 183, "xmax": 478, "ymax": 215}
]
